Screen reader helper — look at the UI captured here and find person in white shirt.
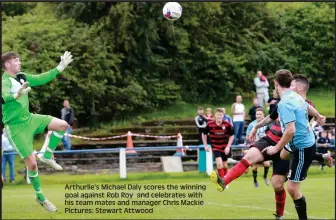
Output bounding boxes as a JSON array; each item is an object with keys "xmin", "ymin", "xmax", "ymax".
[
  {"xmin": 231, "ymin": 95, "xmax": 246, "ymax": 144},
  {"xmin": 2, "ymin": 128, "xmax": 15, "ymax": 183},
  {"xmin": 254, "ymin": 70, "xmax": 269, "ymax": 108}
]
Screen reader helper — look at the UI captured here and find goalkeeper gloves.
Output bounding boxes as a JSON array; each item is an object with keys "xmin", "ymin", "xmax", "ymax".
[
  {"xmin": 14, "ymin": 82, "xmax": 31, "ymax": 99},
  {"xmin": 56, "ymin": 51, "xmax": 73, "ymax": 72}
]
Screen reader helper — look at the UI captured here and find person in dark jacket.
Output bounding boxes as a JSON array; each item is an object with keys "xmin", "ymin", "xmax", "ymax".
[
  {"xmin": 267, "ymin": 89, "xmax": 281, "ymax": 115},
  {"xmin": 61, "ymin": 99, "xmax": 74, "ymax": 150},
  {"xmin": 248, "ymin": 98, "xmax": 262, "ymax": 121},
  {"xmin": 195, "ymin": 107, "xmax": 207, "ymax": 144}
]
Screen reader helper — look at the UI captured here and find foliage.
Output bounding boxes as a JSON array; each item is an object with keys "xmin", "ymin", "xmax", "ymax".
[
  {"xmin": 2, "ymin": 2, "xmax": 334, "ymax": 125},
  {"xmin": 2, "ymin": 2, "xmax": 36, "ymax": 17}
]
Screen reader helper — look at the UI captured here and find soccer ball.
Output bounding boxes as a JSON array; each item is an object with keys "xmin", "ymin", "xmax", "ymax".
[{"xmin": 163, "ymin": 2, "xmax": 182, "ymax": 21}]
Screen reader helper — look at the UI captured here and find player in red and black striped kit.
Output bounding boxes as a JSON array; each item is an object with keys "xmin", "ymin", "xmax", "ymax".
[
  {"xmin": 202, "ymin": 108, "xmax": 234, "ymax": 191},
  {"xmin": 211, "ymin": 110, "xmax": 290, "ymax": 219}
]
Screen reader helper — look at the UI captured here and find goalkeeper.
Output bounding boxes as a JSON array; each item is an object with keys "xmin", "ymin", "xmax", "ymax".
[{"xmin": 2, "ymin": 51, "xmax": 73, "ymax": 212}]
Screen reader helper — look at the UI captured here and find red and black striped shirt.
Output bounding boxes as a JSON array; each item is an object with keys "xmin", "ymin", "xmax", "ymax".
[
  {"xmin": 265, "ymin": 119, "xmax": 282, "ymax": 143},
  {"xmin": 203, "ymin": 120, "xmax": 234, "ymax": 152},
  {"xmin": 267, "ymin": 99, "xmax": 315, "ymax": 143}
]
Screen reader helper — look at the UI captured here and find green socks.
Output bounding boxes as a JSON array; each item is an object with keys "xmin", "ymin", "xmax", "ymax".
[
  {"xmin": 28, "ymin": 170, "xmax": 45, "ymax": 202},
  {"xmin": 43, "ymin": 131, "xmax": 65, "ymax": 159}
]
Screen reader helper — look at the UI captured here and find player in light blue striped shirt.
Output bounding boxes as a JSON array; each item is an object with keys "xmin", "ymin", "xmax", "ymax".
[{"xmin": 262, "ymin": 69, "xmax": 324, "ymax": 220}]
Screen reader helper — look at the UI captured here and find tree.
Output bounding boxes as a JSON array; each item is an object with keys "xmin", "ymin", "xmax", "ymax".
[{"xmin": 2, "ymin": 2, "xmax": 334, "ymax": 125}]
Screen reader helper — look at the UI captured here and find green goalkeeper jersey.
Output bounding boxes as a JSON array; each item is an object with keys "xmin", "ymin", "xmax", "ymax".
[{"xmin": 2, "ymin": 68, "xmax": 60, "ymax": 124}]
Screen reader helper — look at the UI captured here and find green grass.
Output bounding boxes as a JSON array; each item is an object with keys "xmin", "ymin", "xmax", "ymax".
[
  {"xmin": 307, "ymin": 88, "xmax": 335, "ymax": 117},
  {"xmin": 2, "ymin": 166, "xmax": 335, "ymax": 219},
  {"xmin": 144, "ymin": 88, "xmax": 334, "ymax": 120},
  {"xmin": 76, "ymin": 88, "xmax": 334, "ymax": 135}
]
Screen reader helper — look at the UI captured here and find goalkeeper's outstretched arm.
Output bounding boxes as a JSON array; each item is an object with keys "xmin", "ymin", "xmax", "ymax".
[
  {"xmin": 24, "ymin": 69, "xmax": 60, "ymax": 87},
  {"xmin": 24, "ymin": 51, "xmax": 73, "ymax": 87}
]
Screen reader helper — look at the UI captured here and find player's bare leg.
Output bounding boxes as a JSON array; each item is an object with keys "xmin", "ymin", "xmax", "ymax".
[
  {"xmin": 280, "ymin": 149, "xmax": 290, "ymax": 160},
  {"xmin": 271, "ymin": 175, "xmax": 286, "ymax": 219},
  {"xmin": 47, "ymin": 117, "xmax": 69, "ymax": 131},
  {"xmin": 287, "ymin": 181, "xmax": 307, "ymax": 220},
  {"xmin": 212, "ymin": 147, "xmax": 264, "ymax": 191},
  {"xmin": 24, "ymin": 154, "xmax": 57, "ymax": 212},
  {"xmin": 37, "ymin": 118, "xmax": 68, "ymax": 170},
  {"xmin": 263, "ymin": 161, "xmax": 270, "ymax": 185},
  {"xmin": 242, "ymin": 149, "xmax": 250, "ymax": 174}
]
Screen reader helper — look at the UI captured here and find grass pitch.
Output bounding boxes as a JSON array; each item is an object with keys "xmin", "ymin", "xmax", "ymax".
[{"xmin": 2, "ymin": 166, "xmax": 334, "ymax": 219}]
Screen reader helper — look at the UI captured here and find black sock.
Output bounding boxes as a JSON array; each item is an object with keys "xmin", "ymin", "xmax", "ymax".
[
  {"xmin": 264, "ymin": 167, "xmax": 269, "ymax": 178},
  {"xmin": 293, "ymin": 196, "xmax": 307, "ymax": 220},
  {"xmin": 252, "ymin": 170, "xmax": 258, "ymax": 182}
]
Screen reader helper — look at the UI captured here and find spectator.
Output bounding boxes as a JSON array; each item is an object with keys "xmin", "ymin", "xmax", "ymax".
[
  {"xmin": 195, "ymin": 107, "xmax": 207, "ymax": 144},
  {"xmin": 328, "ymin": 130, "xmax": 335, "ymax": 146},
  {"xmin": 317, "ymin": 130, "xmax": 331, "ymax": 170},
  {"xmin": 313, "ymin": 124, "xmax": 324, "ymax": 138},
  {"xmin": 329, "ymin": 127, "xmax": 335, "ymax": 138},
  {"xmin": 2, "ymin": 128, "xmax": 15, "ymax": 183},
  {"xmin": 222, "ymin": 108, "xmax": 233, "ymax": 126},
  {"xmin": 248, "ymin": 98, "xmax": 261, "ymax": 121},
  {"xmin": 231, "ymin": 95, "xmax": 245, "ymax": 144},
  {"xmin": 254, "ymin": 70, "xmax": 269, "ymax": 108},
  {"xmin": 245, "ymin": 108, "xmax": 270, "ymax": 187},
  {"xmin": 205, "ymin": 108, "xmax": 214, "ymax": 120},
  {"xmin": 61, "ymin": 99, "xmax": 75, "ymax": 151},
  {"xmin": 267, "ymin": 89, "xmax": 280, "ymax": 114},
  {"xmin": 246, "ymin": 108, "xmax": 268, "ymax": 141}
]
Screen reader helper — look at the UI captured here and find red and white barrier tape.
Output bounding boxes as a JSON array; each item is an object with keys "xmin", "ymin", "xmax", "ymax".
[
  {"xmin": 131, "ymin": 133, "xmax": 178, "ymax": 139},
  {"xmin": 64, "ymin": 134, "xmax": 128, "ymax": 141},
  {"xmin": 64, "ymin": 132, "xmax": 179, "ymax": 141}
]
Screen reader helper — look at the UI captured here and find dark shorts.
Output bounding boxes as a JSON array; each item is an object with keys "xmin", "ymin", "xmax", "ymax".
[
  {"xmin": 213, "ymin": 149, "xmax": 232, "ymax": 162},
  {"xmin": 250, "ymin": 136, "xmax": 290, "ymax": 177},
  {"xmin": 287, "ymin": 144, "xmax": 316, "ymax": 182}
]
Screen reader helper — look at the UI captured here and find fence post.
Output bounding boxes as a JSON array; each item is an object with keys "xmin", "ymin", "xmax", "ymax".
[
  {"xmin": 119, "ymin": 148, "xmax": 127, "ymax": 179},
  {"xmin": 174, "ymin": 133, "xmax": 184, "ymax": 156},
  {"xmin": 206, "ymin": 148, "xmax": 213, "ymax": 176}
]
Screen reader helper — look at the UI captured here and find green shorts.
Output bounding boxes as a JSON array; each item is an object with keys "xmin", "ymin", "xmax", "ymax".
[{"xmin": 4, "ymin": 114, "xmax": 53, "ymax": 159}]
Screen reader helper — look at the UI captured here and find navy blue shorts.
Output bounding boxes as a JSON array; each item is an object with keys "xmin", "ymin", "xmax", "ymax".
[
  {"xmin": 287, "ymin": 144, "xmax": 316, "ymax": 182},
  {"xmin": 250, "ymin": 136, "xmax": 290, "ymax": 177},
  {"xmin": 213, "ymin": 149, "xmax": 231, "ymax": 162}
]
